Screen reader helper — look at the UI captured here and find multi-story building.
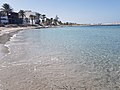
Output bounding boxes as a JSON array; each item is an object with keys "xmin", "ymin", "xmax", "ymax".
[
  {"xmin": 0, "ymin": 11, "xmax": 20, "ymax": 24},
  {"xmin": 0, "ymin": 16, "xmax": 9, "ymax": 24},
  {"xmin": 8, "ymin": 12, "xmax": 19, "ymax": 24},
  {"xmin": 0, "ymin": 10, "xmax": 40, "ymax": 25},
  {"xmin": 0, "ymin": 11, "xmax": 9, "ymax": 24},
  {"xmin": 24, "ymin": 10, "xmax": 40, "ymax": 25}
]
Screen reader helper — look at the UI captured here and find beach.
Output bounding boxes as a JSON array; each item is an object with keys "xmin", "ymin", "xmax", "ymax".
[
  {"xmin": 1, "ymin": 0, "xmax": 120, "ymax": 89},
  {"xmin": 0, "ymin": 26, "xmax": 38, "ymax": 43},
  {"xmin": 0, "ymin": 26, "xmax": 38, "ymax": 61},
  {"xmin": 0, "ymin": 26, "xmax": 120, "ymax": 90}
]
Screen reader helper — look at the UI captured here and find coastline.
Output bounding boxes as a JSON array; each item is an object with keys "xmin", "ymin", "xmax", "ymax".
[
  {"xmin": 0, "ymin": 26, "xmax": 38, "ymax": 44},
  {"xmin": 0, "ymin": 24, "xmax": 119, "ymax": 57},
  {"xmin": 0, "ymin": 25, "xmax": 62, "ymax": 57},
  {"xmin": 0, "ymin": 26, "xmax": 38, "ymax": 59},
  {"xmin": 0, "ymin": 24, "xmax": 119, "ymax": 45},
  {"xmin": 0, "ymin": 25, "xmax": 120, "ymax": 90}
]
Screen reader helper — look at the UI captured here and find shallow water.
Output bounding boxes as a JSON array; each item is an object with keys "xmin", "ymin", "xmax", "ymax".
[{"xmin": 0, "ymin": 26, "xmax": 120, "ymax": 90}]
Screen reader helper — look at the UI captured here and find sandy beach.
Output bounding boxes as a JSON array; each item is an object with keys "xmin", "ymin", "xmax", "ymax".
[
  {"xmin": 0, "ymin": 0, "xmax": 120, "ymax": 89},
  {"xmin": 0, "ymin": 26, "xmax": 120, "ymax": 90},
  {"xmin": 0, "ymin": 26, "xmax": 38, "ymax": 61},
  {"xmin": 0, "ymin": 26, "xmax": 38, "ymax": 44}
]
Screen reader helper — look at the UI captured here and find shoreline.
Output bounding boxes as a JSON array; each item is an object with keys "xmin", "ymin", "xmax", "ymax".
[
  {"xmin": 0, "ymin": 25, "xmax": 62, "ymax": 57},
  {"xmin": 0, "ymin": 25, "xmax": 120, "ymax": 90},
  {"xmin": 0, "ymin": 26, "xmax": 38, "ymax": 44},
  {"xmin": 0, "ymin": 24, "xmax": 119, "ymax": 45},
  {"xmin": 0, "ymin": 25, "xmax": 64, "ymax": 44},
  {"xmin": 0, "ymin": 26, "xmax": 38, "ymax": 58}
]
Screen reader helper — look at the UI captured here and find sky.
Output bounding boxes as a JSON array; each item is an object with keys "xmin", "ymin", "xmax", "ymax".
[{"xmin": 0, "ymin": 0, "xmax": 120, "ymax": 24}]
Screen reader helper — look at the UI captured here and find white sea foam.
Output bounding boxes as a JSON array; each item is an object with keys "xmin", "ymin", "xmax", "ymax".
[
  {"xmin": 10, "ymin": 34, "xmax": 17, "ymax": 40},
  {"xmin": 51, "ymin": 57, "xmax": 59, "ymax": 61}
]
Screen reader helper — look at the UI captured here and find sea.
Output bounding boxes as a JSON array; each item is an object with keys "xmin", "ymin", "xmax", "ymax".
[{"xmin": 0, "ymin": 26, "xmax": 120, "ymax": 90}]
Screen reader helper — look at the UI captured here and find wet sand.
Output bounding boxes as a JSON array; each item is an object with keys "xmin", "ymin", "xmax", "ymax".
[
  {"xmin": 0, "ymin": 26, "xmax": 37, "ymax": 60},
  {"xmin": 0, "ymin": 26, "xmax": 37, "ymax": 44}
]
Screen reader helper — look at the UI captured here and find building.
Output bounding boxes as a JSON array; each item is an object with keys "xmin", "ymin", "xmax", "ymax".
[
  {"xmin": 0, "ymin": 11, "xmax": 20, "ymax": 24},
  {"xmin": 8, "ymin": 12, "xmax": 19, "ymax": 24},
  {"xmin": 0, "ymin": 16, "xmax": 9, "ymax": 24},
  {"xmin": 0, "ymin": 11, "xmax": 41, "ymax": 25},
  {"xmin": 24, "ymin": 10, "xmax": 40, "ymax": 25},
  {"xmin": 0, "ymin": 11, "xmax": 9, "ymax": 24}
]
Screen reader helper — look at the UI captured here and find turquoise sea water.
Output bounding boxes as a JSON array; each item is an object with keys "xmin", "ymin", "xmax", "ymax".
[{"xmin": 1, "ymin": 26, "xmax": 120, "ymax": 90}]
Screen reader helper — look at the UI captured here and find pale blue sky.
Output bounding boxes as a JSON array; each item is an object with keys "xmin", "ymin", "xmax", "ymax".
[{"xmin": 0, "ymin": 0, "xmax": 120, "ymax": 24}]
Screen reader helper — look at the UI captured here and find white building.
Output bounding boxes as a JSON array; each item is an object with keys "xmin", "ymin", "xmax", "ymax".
[
  {"xmin": 24, "ymin": 10, "xmax": 40, "ymax": 25},
  {"xmin": 1, "ymin": 16, "xmax": 9, "ymax": 24}
]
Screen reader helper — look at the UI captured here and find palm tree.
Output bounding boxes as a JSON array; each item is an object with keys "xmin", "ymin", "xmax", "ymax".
[
  {"xmin": 58, "ymin": 21, "xmax": 63, "ymax": 25},
  {"xmin": 54, "ymin": 15, "xmax": 59, "ymax": 25},
  {"xmin": 1, "ymin": 3, "xmax": 13, "ymax": 18},
  {"xmin": 36, "ymin": 13, "xmax": 41, "ymax": 19},
  {"xmin": 19, "ymin": 10, "xmax": 25, "ymax": 24},
  {"xmin": 46, "ymin": 18, "xmax": 51, "ymax": 25},
  {"xmin": 29, "ymin": 15, "xmax": 35, "ymax": 25},
  {"xmin": 50, "ymin": 18, "xmax": 53, "ymax": 25},
  {"xmin": 41, "ymin": 14, "xmax": 46, "ymax": 25},
  {"xmin": 1, "ymin": 3, "xmax": 13, "ymax": 24},
  {"xmin": 36, "ymin": 13, "xmax": 41, "ymax": 24}
]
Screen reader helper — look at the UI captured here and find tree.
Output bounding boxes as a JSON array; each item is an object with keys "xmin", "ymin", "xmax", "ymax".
[
  {"xmin": 41, "ymin": 14, "xmax": 46, "ymax": 25},
  {"xmin": 36, "ymin": 13, "xmax": 41, "ymax": 24},
  {"xmin": 1, "ymin": 3, "xmax": 13, "ymax": 18},
  {"xmin": 55, "ymin": 15, "xmax": 59, "ymax": 21},
  {"xmin": 1, "ymin": 3, "xmax": 13, "ymax": 24},
  {"xmin": 36, "ymin": 13, "xmax": 41, "ymax": 19},
  {"xmin": 58, "ymin": 21, "xmax": 63, "ymax": 25},
  {"xmin": 19, "ymin": 10, "xmax": 25, "ymax": 24},
  {"xmin": 29, "ymin": 15, "xmax": 35, "ymax": 25},
  {"xmin": 46, "ymin": 18, "xmax": 51, "ymax": 25},
  {"xmin": 50, "ymin": 18, "xmax": 53, "ymax": 25},
  {"xmin": 54, "ymin": 15, "xmax": 59, "ymax": 25}
]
